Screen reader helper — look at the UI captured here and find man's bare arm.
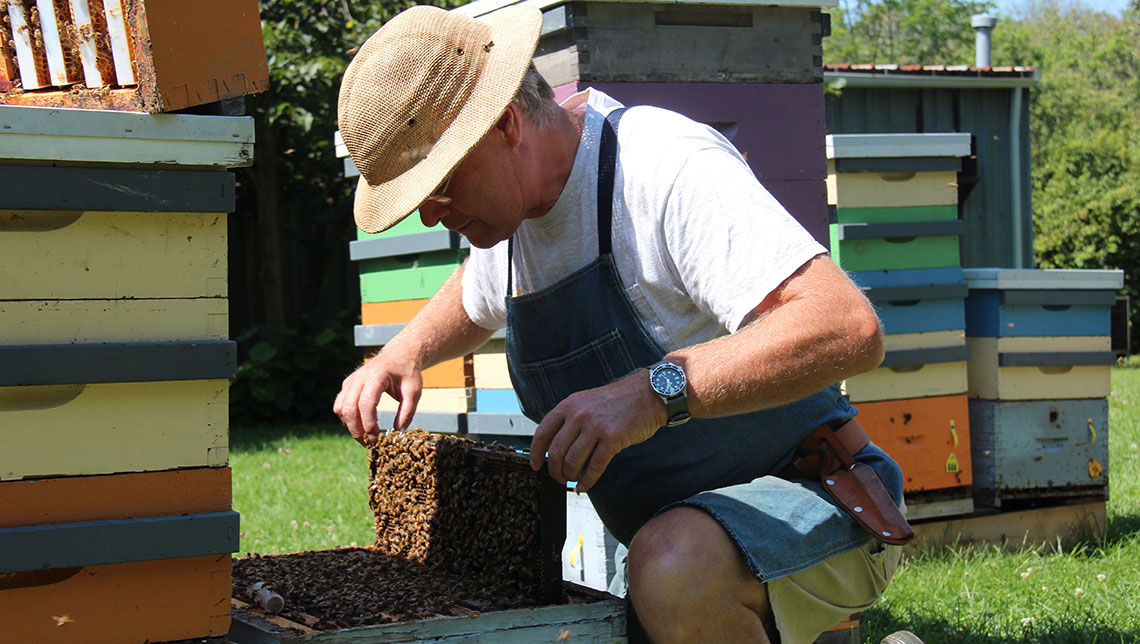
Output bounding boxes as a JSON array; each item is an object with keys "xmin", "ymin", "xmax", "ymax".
[
  {"xmin": 672, "ymin": 253, "xmax": 883, "ymax": 417},
  {"xmin": 532, "ymin": 254, "xmax": 884, "ymax": 490},
  {"xmin": 334, "ymin": 260, "xmax": 493, "ymax": 442}
]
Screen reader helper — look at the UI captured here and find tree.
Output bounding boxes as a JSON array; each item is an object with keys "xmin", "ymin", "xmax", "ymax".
[
  {"xmin": 825, "ymin": 0, "xmax": 994, "ymax": 64},
  {"xmin": 993, "ymin": 1, "xmax": 1140, "ymax": 349},
  {"xmin": 230, "ymin": 1, "xmax": 467, "ymax": 422}
]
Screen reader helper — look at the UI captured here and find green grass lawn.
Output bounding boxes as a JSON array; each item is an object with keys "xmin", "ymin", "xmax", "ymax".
[
  {"xmin": 230, "ymin": 423, "xmax": 375, "ymax": 554},
  {"xmin": 862, "ymin": 367, "xmax": 1140, "ymax": 644},
  {"xmin": 232, "ymin": 368, "xmax": 1140, "ymax": 643}
]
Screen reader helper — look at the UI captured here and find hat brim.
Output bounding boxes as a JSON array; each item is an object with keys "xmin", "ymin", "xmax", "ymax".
[{"xmin": 353, "ymin": 5, "xmax": 543, "ymax": 234}]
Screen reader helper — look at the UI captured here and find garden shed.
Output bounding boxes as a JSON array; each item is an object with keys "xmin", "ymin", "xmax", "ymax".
[{"xmin": 824, "ymin": 64, "xmax": 1039, "ymax": 269}]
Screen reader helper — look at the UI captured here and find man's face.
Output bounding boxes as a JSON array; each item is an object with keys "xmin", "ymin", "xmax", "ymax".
[{"xmin": 416, "ymin": 130, "xmax": 526, "ymax": 249}]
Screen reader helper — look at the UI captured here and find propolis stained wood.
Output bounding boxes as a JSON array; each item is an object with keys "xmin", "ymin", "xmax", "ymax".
[
  {"xmin": 0, "ymin": 379, "xmax": 228, "ymax": 481},
  {"xmin": 0, "ymin": 467, "xmax": 230, "ymax": 528},
  {"xmin": 0, "ymin": 553, "xmax": 231, "ymax": 644},
  {"xmin": 969, "ymin": 398, "xmax": 1109, "ymax": 507},
  {"xmin": 855, "ymin": 395, "xmax": 972, "ymax": 492},
  {"xmin": 0, "ymin": 210, "xmax": 226, "ymax": 300}
]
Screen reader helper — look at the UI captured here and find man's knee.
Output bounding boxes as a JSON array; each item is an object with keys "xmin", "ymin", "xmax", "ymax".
[
  {"xmin": 627, "ymin": 507, "xmax": 719, "ymax": 596},
  {"xmin": 625, "ymin": 506, "xmax": 776, "ymax": 644}
]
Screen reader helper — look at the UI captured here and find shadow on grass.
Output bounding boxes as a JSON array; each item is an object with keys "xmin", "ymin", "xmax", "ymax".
[
  {"xmin": 230, "ymin": 421, "xmax": 349, "ymax": 452},
  {"xmin": 1106, "ymin": 512, "xmax": 1140, "ymax": 545},
  {"xmin": 862, "ymin": 605, "xmax": 1139, "ymax": 644}
]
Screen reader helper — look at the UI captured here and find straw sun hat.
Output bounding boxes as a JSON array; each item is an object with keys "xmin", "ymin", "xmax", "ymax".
[{"xmin": 338, "ymin": 4, "xmax": 543, "ymax": 233}]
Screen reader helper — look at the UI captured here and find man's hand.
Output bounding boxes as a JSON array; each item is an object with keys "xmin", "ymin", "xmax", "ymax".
[
  {"xmin": 530, "ymin": 369, "xmax": 669, "ymax": 493},
  {"xmin": 333, "ymin": 348, "xmax": 423, "ymax": 445}
]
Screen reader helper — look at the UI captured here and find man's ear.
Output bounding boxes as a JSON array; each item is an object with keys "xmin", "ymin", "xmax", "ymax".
[{"xmin": 495, "ymin": 103, "xmax": 523, "ymax": 149}]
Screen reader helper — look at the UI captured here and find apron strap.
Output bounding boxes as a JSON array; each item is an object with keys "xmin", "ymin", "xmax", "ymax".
[
  {"xmin": 508, "ymin": 107, "xmax": 629, "ymax": 299},
  {"xmin": 596, "ymin": 107, "xmax": 627, "ymax": 256}
]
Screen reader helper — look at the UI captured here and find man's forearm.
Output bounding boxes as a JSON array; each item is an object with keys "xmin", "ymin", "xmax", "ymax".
[
  {"xmin": 668, "ymin": 256, "xmax": 884, "ymax": 419},
  {"xmin": 380, "ymin": 260, "xmax": 494, "ymax": 369}
]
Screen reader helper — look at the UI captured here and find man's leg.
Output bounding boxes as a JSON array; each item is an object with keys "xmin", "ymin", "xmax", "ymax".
[{"xmin": 626, "ymin": 506, "xmax": 779, "ymax": 644}]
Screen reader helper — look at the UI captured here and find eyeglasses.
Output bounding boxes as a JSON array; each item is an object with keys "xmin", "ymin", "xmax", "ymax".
[{"xmin": 427, "ymin": 170, "xmax": 454, "ymax": 205}]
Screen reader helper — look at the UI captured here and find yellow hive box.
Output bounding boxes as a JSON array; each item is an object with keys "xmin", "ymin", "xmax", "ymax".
[
  {"xmin": 826, "ymin": 165, "xmax": 958, "ymax": 209},
  {"xmin": 0, "ymin": 380, "xmax": 227, "ymax": 481},
  {"xmin": 967, "ymin": 336, "xmax": 1113, "ymax": 400}
]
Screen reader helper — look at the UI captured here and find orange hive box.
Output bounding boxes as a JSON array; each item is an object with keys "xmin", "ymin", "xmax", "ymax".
[
  {"xmin": 361, "ymin": 298, "xmax": 473, "ymax": 389},
  {"xmin": 0, "ymin": 468, "xmax": 234, "ymax": 643},
  {"xmin": 855, "ymin": 394, "xmax": 973, "ymax": 493}
]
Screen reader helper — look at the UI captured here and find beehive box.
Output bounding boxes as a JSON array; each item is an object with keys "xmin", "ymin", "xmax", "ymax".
[
  {"xmin": 854, "ymin": 394, "xmax": 973, "ymax": 520},
  {"xmin": 843, "ymin": 343, "xmax": 969, "ymax": 403},
  {"xmin": 854, "ymin": 267, "xmax": 967, "ymax": 335},
  {"xmin": 827, "ymin": 133, "xmax": 969, "ymax": 273},
  {"xmin": 0, "ymin": 0, "xmax": 268, "ymax": 112},
  {"xmin": 463, "ymin": 0, "xmax": 827, "ymax": 87},
  {"xmin": 963, "ymin": 268, "xmax": 1123, "ymax": 338},
  {"xmin": 229, "ymin": 430, "xmax": 627, "ymax": 643},
  {"xmin": 966, "ymin": 335, "xmax": 1115, "ymax": 401},
  {"xmin": 969, "ymin": 399, "xmax": 1109, "ymax": 508},
  {"xmin": 0, "ymin": 104, "xmax": 249, "ymax": 643}
]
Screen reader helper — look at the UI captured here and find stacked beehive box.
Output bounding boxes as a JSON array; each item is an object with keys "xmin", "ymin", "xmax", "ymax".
[
  {"xmin": 963, "ymin": 268, "xmax": 1120, "ymax": 509},
  {"xmin": 0, "ymin": 105, "xmax": 252, "ymax": 643},
  {"xmin": 827, "ymin": 133, "xmax": 975, "ymax": 520},
  {"xmin": 0, "ymin": 0, "xmax": 268, "ymax": 113}
]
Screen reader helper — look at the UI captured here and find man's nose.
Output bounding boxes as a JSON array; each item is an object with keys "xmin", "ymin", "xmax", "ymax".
[{"xmin": 419, "ymin": 201, "xmax": 448, "ymax": 227}]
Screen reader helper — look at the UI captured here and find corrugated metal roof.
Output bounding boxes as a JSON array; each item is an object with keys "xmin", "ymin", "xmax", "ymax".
[
  {"xmin": 826, "ymin": 63, "xmax": 1036, "ymax": 75},
  {"xmin": 825, "ymin": 64, "xmax": 1040, "ymax": 88}
]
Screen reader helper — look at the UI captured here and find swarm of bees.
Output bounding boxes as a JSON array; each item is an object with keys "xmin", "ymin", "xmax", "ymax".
[{"xmin": 232, "ymin": 430, "xmax": 557, "ymax": 631}]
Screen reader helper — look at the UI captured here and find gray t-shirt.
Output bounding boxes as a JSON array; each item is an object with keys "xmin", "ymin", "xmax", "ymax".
[{"xmin": 462, "ymin": 89, "xmax": 826, "ymax": 352}]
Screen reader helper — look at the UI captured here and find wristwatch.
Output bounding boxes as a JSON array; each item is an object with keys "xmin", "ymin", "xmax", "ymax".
[{"xmin": 648, "ymin": 360, "xmax": 691, "ymax": 427}]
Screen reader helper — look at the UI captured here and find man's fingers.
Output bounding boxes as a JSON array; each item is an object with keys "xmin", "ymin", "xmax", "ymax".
[
  {"xmin": 530, "ymin": 409, "xmax": 565, "ymax": 471},
  {"xmin": 394, "ymin": 379, "xmax": 422, "ymax": 431},
  {"xmin": 576, "ymin": 441, "xmax": 617, "ymax": 493},
  {"xmin": 546, "ymin": 423, "xmax": 582, "ymax": 484},
  {"xmin": 338, "ymin": 375, "xmax": 368, "ymax": 443},
  {"xmin": 560, "ymin": 432, "xmax": 598, "ymax": 482}
]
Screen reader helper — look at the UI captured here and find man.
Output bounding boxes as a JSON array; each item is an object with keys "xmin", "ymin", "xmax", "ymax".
[{"xmin": 334, "ymin": 5, "xmax": 915, "ymax": 643}]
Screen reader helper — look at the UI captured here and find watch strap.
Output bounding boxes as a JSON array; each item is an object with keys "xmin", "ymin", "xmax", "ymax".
[
  {"xmin": 663, "ymin": 395, "xmax": 691, "ymax": 426},
  {"xmin": 649, "ymin": 360, "xmax": 691, "ymax": 426}
]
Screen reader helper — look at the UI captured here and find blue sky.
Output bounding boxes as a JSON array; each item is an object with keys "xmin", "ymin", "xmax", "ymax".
[{"xmin": 992, "ymin": 0, "xmax": 1131, "ymax": 17}]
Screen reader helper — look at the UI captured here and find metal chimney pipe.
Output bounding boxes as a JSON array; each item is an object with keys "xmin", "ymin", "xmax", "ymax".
[{"xmin": 972, "ymin": 13, "xmax": 998, "ymax": 67}]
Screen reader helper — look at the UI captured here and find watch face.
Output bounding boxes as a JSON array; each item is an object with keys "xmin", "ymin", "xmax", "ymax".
[{"xmin": 650, "ymin": 363, "xmax": 686, "ymax": 397}]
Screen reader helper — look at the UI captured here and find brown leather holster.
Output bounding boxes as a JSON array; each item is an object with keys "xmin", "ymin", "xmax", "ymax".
[{"xmin": 779, "ymin": 419, "xmax": 914, "ymax": 546}]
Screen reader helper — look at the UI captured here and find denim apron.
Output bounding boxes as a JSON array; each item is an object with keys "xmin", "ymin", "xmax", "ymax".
[{"xmin": 504, "ymin": 110, "xmax": 904, "ymax": 582}]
